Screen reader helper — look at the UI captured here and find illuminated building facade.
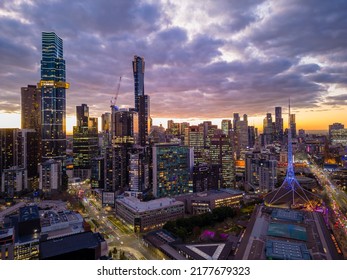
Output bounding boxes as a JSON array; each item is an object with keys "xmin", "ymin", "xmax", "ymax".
[
  {"xmin": 21, "ymin": 85, "xmax": 41, "ymax": 131},
  {"xmin": 184, "ymin": 125, "xmax": 204, "ymax": 164},
  {"xmin": 73, "ymin": 104, "xmax": 98, "ymax": 180},
  {"xmin": 115, "ymin": 196, "xmax": 184, "ymax": 232},
  {"xmin": 133, "ymin": 55, "xmax": 150, "ymax": 146},
  {"xmin": 210, "ymin": 135, "xmax": 235, "ymax": 188},
  {"xmin": 39, "ymin": 32, "xmax": 69, "ymax": 162},
  {"xmin": 152, "ymin": 143, "xmax": 193, "ymax": 197}
]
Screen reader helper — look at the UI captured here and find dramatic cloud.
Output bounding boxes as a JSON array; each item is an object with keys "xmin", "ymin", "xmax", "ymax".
[{"xmin": 0, "ymin": 0, "xmax": 346, "ymax": 124}]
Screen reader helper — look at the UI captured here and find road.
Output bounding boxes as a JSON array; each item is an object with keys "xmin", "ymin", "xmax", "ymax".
[
  {"xmin": 68, "ymin": 182, "xmax": 166, "ymax": 260},
  {"xmin": 309, "ymin": 163, "xmax": 347, "ymax": 235}
]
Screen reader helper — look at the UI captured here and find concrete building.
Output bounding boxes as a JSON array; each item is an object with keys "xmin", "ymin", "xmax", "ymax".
[
  {"xmin": 175, "ymin": 189, "xmax": 243, "ymax": 215},
  {"xmin": 39, "ymin": 159, "xmax": 62, "ymax": 193},
  {"xmin": 1, "ymin": 166, "xmax": 28, "ymax": 197},
  {"xmin": 245, "ymin": 150, "xmax": 277, "ymax": 193},
  {"xmin": 115, "ymin": 196, "xmax": 184, "ymax": 232}
]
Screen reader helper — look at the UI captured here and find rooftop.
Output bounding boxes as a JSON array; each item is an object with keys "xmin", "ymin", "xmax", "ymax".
[
  {"xmin": 271, "ymin": 208, "xmax": 304, "ymax": 223},
  {"xmin": 267, "ymin": 222, "xmax": 307, "ymax": 241},
  {"xmin": 19, "ymin": 205, "xmax": 40, "ymax": 222},
  {"xmin": 116, "ymin": 196, "xmax": 184, "ymax": 212},
  {"xmin": 39, "ymin": 231, "xmax": 104, "ymax": 259},
  {"xmin": 265, "ymin": 239, "xmax": 311, "ymax": 260}
]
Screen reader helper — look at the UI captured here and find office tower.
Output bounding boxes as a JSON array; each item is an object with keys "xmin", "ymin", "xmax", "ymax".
[
  {"xmin": 233, "ymin": 113, "xmax": 240, "ymax": 130},
  {"xmin": 221, "ymin": 120, "xmax": 232, "ymax": 137},
  {"xmin": 263, "ymin": 113, "xmax": 274, "ymax": 145},
  {"xmin": 329, "ymin": 123, "xmax": 345, "ymax": 143},
  {"xmin": 203, "ymin": 121, "xmax": 218, "ymax": 148},
  {"xmin": 138, "ymin": 94, "xmax": 150, "ymax": 146},
  {"xmin": 21, "ymin": 85, "xmax": 41, "ymax": 131},
  {"xmin": 73, "ymin": 104, "xmax": 99, "ymax": 180},
  {"xmin": 248, "ymin": 126, "xmax": 256, "ymax": 149},
  {"xmin": 245, "ymin": 151, "xmax": 277, "ymax": 193},
  {"xmin": 275, "ymin": 107, "xmax": 283, "ymax": 142},
  {"xmin": 90, "ymin": 157, "xmax": 105, "ymax": 189},
  {"xmin": 290, "ymin": 114, "xmax": 297, "ymax": 138},
  {"xmin": 233, "ymin": 114, "xmax": 248, "ymax": 159},
  {"xmin": 210, "ymin": 134, "xmax": 235, "ymax": 188},
  {"xmin": 39, "ymin": 159, "xmax": 62, "ymax": 194},
  {"xmin": 104, "ymin": 146, "xmax": 113, "ymax": 191},
  {"xmin": 184, "ymin": 125, "xmax": 205, "ymax": 164},
  {"xmin": 167, "ymin": 120, "xmax": 180, "ymax": 136},
  {"xmin": 111, "ymin": 108, "xmax": 138, "ymax": 191},
  {"xmin": 193, "ymin": 163, "xmax": 221, "ymax": 192},
  {"xmin": 39, "ymin": 32, "xmax": 69, "ymax": 163},
  {"xmin": 179, "ymin": 122, "xmax": 190, "ymax": 137},
  {"xmin": 101, "ymin": 112, "xmax": 111, "ymax": 133},
  {"xmin": 112, "ymin": 108, "xmax": 138, "ymax": 144},
  {"xmin": 152, "ymin": 143, "xmax": 193, "ymax": 197}
]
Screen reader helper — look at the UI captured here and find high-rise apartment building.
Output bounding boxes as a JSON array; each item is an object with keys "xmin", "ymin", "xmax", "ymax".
[
  {"xmin": 39, "ymin": 159, "xmax": 62, "ymax": 194},
  {"xmin": 245, "ymin": 151, "xmax": 277, "ymax": 193},
  {"xmin": 133, "ymin": 55, "xmax": 150, "ymax": 146},
  {"xmin": 39, "ymin": 32, "xmax": 69, "ymax": 163},
  {"xmin": 133, "ymin": 55, "xmax": 145, "ymax": 112}
]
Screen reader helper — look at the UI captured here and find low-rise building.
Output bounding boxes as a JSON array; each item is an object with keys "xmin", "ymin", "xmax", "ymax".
[
  {"xmin": 175, "ymin": 189, "xmax": 243, "ymax": 215},
  {"xmin": 115, "ymin": 196, "xmax": 184, "ymax": 232}
]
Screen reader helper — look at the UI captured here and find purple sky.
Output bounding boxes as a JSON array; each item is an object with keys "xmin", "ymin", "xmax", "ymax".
[{"xmin": 0, "ymin": 0, "xmax": 347, "ymax": 127}]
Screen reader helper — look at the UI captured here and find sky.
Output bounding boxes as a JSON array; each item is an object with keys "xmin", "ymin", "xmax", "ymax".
[{"xmin": 0, "ymin": 0, "xmax": 347, "ymax": 133}]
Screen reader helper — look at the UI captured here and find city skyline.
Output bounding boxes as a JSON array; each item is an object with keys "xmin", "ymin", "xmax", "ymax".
[{"xmin": 1, "ymin": 0, "xmax": 347, "ymax": 132}]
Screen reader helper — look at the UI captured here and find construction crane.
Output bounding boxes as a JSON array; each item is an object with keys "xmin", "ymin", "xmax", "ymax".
[{"xmin": 110, "ymin": 76, "xmax": 122, "ymax": 108}]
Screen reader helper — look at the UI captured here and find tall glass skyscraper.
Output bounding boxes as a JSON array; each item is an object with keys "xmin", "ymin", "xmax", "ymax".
[
  {"xmin": 38, "ymin": 32, "xmax": 69, "ymax": 162},
  {"xmin": 133, "ymin": 55, "xmax": 150, "ymax": 146},
  {"xmin": 132, "ymin": 55, "xmax": 145, "ymax": 111}
]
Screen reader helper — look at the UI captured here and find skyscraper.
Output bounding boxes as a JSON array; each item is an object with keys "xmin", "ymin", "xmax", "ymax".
[
  {"xmin": 38, "ymin": 32, "xmax": 69, "ymax": 163},
  {"xmin": 21, "ymin": 85, "xmax": 41, "ymax": 131},
  {"xmin": 275, "ymin": 106, "xmax": 283, "ymax": 142},
  {"xmin": 73, "ymin": 104, "xmax": 98, "ymax": 180},
  {"xmin": 133, "ymin": 55, "xmax": 150, "ymax": 146},
  {"xmin": 263, "ymin": 113, "xmax": 274, "ymax": 145},
  {"xmin": 152, "ymin": 143, "xmax": 193, "ymax": 197},
  {"xmin": 290, "ymin": 114, "xmax": 297, "ymax": 138},
  {"xmin": 133, "ymin": 55, "xmax": 145, "ymax": 112}
]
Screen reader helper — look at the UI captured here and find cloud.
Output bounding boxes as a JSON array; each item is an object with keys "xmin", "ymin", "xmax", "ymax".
[{"xmin": 0, "ymin": 0, "xmax": 346, "ymax": 123}]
